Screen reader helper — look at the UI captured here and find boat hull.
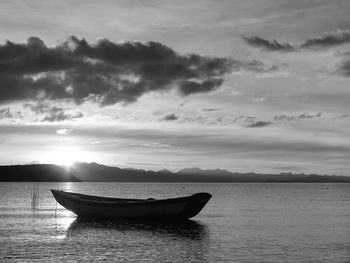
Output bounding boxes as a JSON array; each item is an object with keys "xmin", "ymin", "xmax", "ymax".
[{"xmin": 51, "ymin": 190, "xmax": 211, "ymax": 221}]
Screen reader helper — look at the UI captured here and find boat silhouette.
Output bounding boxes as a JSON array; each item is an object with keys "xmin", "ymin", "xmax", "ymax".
[{"xmin": 51, "ymin": 190, "xmax": 211, "ymax": 221}]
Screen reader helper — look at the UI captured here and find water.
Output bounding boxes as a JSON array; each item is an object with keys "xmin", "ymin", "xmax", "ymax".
[{"xmin": 0, "ymin": 183, "xmax": 349, "ymax": 262}]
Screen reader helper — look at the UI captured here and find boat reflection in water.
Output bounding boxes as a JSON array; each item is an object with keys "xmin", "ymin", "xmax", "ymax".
[
  {"xmin": 63, "ymin": 219, "xmax": 210, "ymax": 262},
  {"xmin": 66, "ymin": 218, "xmax": 208, "ymax": 239}
]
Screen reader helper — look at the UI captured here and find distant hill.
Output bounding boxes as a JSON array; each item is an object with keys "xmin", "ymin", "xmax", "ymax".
[
  {"xmin": 177, "ymin": 167, "xmax": 233, "ymax": 177},
  {"xmin": 0, "ymin": 162, "xmax": 349, "ymax": 182},
  {"xmin": 0, "ymin": 164, "xmax": 81, "ymax": 182}
]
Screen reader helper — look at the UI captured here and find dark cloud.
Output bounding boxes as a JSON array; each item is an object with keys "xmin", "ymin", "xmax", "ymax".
[
  {"xmin": 178, "ymin": 78, "xmax": 224, "ymax": 96},
  {"xmin": 162, "ymin": 113, "xmax": 178, "ymax": 121},
  {"xmin": 242, "ymin": 35, "xmax": 296, "ymax": 52},
  {"xmin": 25, "ymin": 102, "xmax": 83, "ymax": 122},
  {"xmin": 0, "ymin": 36, "xmax": 273, "ymax": 106},
  {"xmin": 274, "ymin": 112, "xmax": 322, "ymax": 121},
  {"xmin": 301, "ymin": 29, "xmax": 350, "ymax": 49},
  {"xmin": 243, "ymin": 29, "xmax": 350, "ymax": 53},
  {"xmin": 245, "ymin": 121, "xmax": 272, "ymax": 128}
]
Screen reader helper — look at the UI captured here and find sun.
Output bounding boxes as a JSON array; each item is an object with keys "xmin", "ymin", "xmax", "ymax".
[
  {"xmin": 51, "ymin": 152, "xmax": 76, "ymax": 167},
  {"xmin": 38, "ymin": 147, "xmax": 92, "ymax": 167}
]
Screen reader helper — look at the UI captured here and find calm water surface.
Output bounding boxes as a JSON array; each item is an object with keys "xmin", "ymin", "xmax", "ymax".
[{"xmin": 0, "ymin": 183, "xmax": 349, "ymax": 262}]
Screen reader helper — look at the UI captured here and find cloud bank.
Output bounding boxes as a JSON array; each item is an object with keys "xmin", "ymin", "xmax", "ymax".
[{"xmin": 0, "ymin": 36, "xmax": 275, "ymax": 106}]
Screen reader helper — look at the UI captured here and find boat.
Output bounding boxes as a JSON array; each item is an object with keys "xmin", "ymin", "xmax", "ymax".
[{"xmin": 51, "ymin": 190, "xmax": 211, "ymax": 221}]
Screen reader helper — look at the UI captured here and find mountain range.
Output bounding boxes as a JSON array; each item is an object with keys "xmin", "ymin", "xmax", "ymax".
[{"xmin": 0, "ymin": 162, "xmax": 349, "ymax": 182}]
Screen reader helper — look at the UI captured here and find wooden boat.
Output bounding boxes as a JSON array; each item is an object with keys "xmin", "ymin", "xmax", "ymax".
[{"xmin": 51, "ymin": 190, "xmax": 211, "ymax": 221}]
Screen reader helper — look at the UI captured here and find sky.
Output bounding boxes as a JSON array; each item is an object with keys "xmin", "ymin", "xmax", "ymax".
[{"xmin": 0, "ymin": 0, "xmax": 350, "ymax": 175}]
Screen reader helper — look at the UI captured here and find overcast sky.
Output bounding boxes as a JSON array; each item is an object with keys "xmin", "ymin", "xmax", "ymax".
[{"xmin": 0, "ymin": 0, "xmax": 350, "ymax": 175}]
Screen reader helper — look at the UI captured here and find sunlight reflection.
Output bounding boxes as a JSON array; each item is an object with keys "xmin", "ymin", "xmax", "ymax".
[
  {"xmin": 60, "ymin": 214, "xmax": 75, "ymax": 228},
  {"xmin": 54, "ymin": 211, "xmax": 76, "ymax": 240},
  {"xmin": 63, "ymin": 182, "xmax": 73, "ymax": 191}
]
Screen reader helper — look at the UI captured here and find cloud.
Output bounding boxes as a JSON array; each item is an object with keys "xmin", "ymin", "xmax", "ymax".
[
  {"xmin": 162, "ymin": 113, "xmax": 178, "ymax": 121},
  {"xmin": 202, "ymin": 108, "xmax": 222, "ymax": 112},
  {"xmin": 333, "ymin": 113, "xmax": 349, "ymax": 119},
  {"xmin": 274, "ymin": 112, "xmax": 322, "ymax": 121},
  {"xmin": 56, "ymin": 128, "xmax": 72, "ymax": 135},
  {"xmin": 301, "ymin": 29, "xmax": 350, "ymax": 49},
  {"xmin": 252, "ymin": 94, "xmax": 267, "ymax": 102},
  {"xmin": 240, "ymin": 60, "xmax": 279, "ymax": 72},
  {"xmin": 178, "ymin": 78, "xmax": 223, "ymax": 96},
  {"xmin": 273, "ymin": 114, "xmax": 295, "ymax": 121},
  {"xmin": 24, "ymin": 102, "xmax": 50, "ymax": 114},
  {"xmin": 243, "ymin": 29, "xmax": 350, "ymax": 52},
  {"xmin": 0, "ymin": 107, "xmax": 23, "ymax": 120},
  {"xmin": 335, "ymin": 52, "xmax": 350, "ymax": 76},
  {"xmin": 234, "ymin": 116, "xmax": 272, "ymax": 128},
  {"xmin": 25, "ymin": 102, "xmax": 83, "ymax": 122},
  {"xmin": 41, "ymin": 108, "xmax": 83, "ymax": 122},
  {"xmin": 0, "ymin": 108, "xmax": 12, "ymax": 119},
  {"xmin": 129, "ymin": 142, "xmax": 174, "ymax": 148},
  {"xmin": 0, "ymin": 36, "xmax": 274, "ymax": 106},
  {"xmin": 245, "ymin": 121, "xmax": 272, "ymax": 128},
  {"xmin": 242, "ymin": 35, "xmax": 296, "ymax": 52},
  {"xmin": 297, "ymin": 112, "xmax": 322, "ymax": 119}
]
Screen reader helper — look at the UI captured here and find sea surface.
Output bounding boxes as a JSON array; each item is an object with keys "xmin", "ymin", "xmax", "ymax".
[{"xmin": 0, "ymin": 183, "xmax": 349, "ymax": 262}]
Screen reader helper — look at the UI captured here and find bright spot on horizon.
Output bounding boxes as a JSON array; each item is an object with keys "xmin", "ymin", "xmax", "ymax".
[{"xmin": 37, "ymin": 147, "xmax": 94, "ymax": 167}]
